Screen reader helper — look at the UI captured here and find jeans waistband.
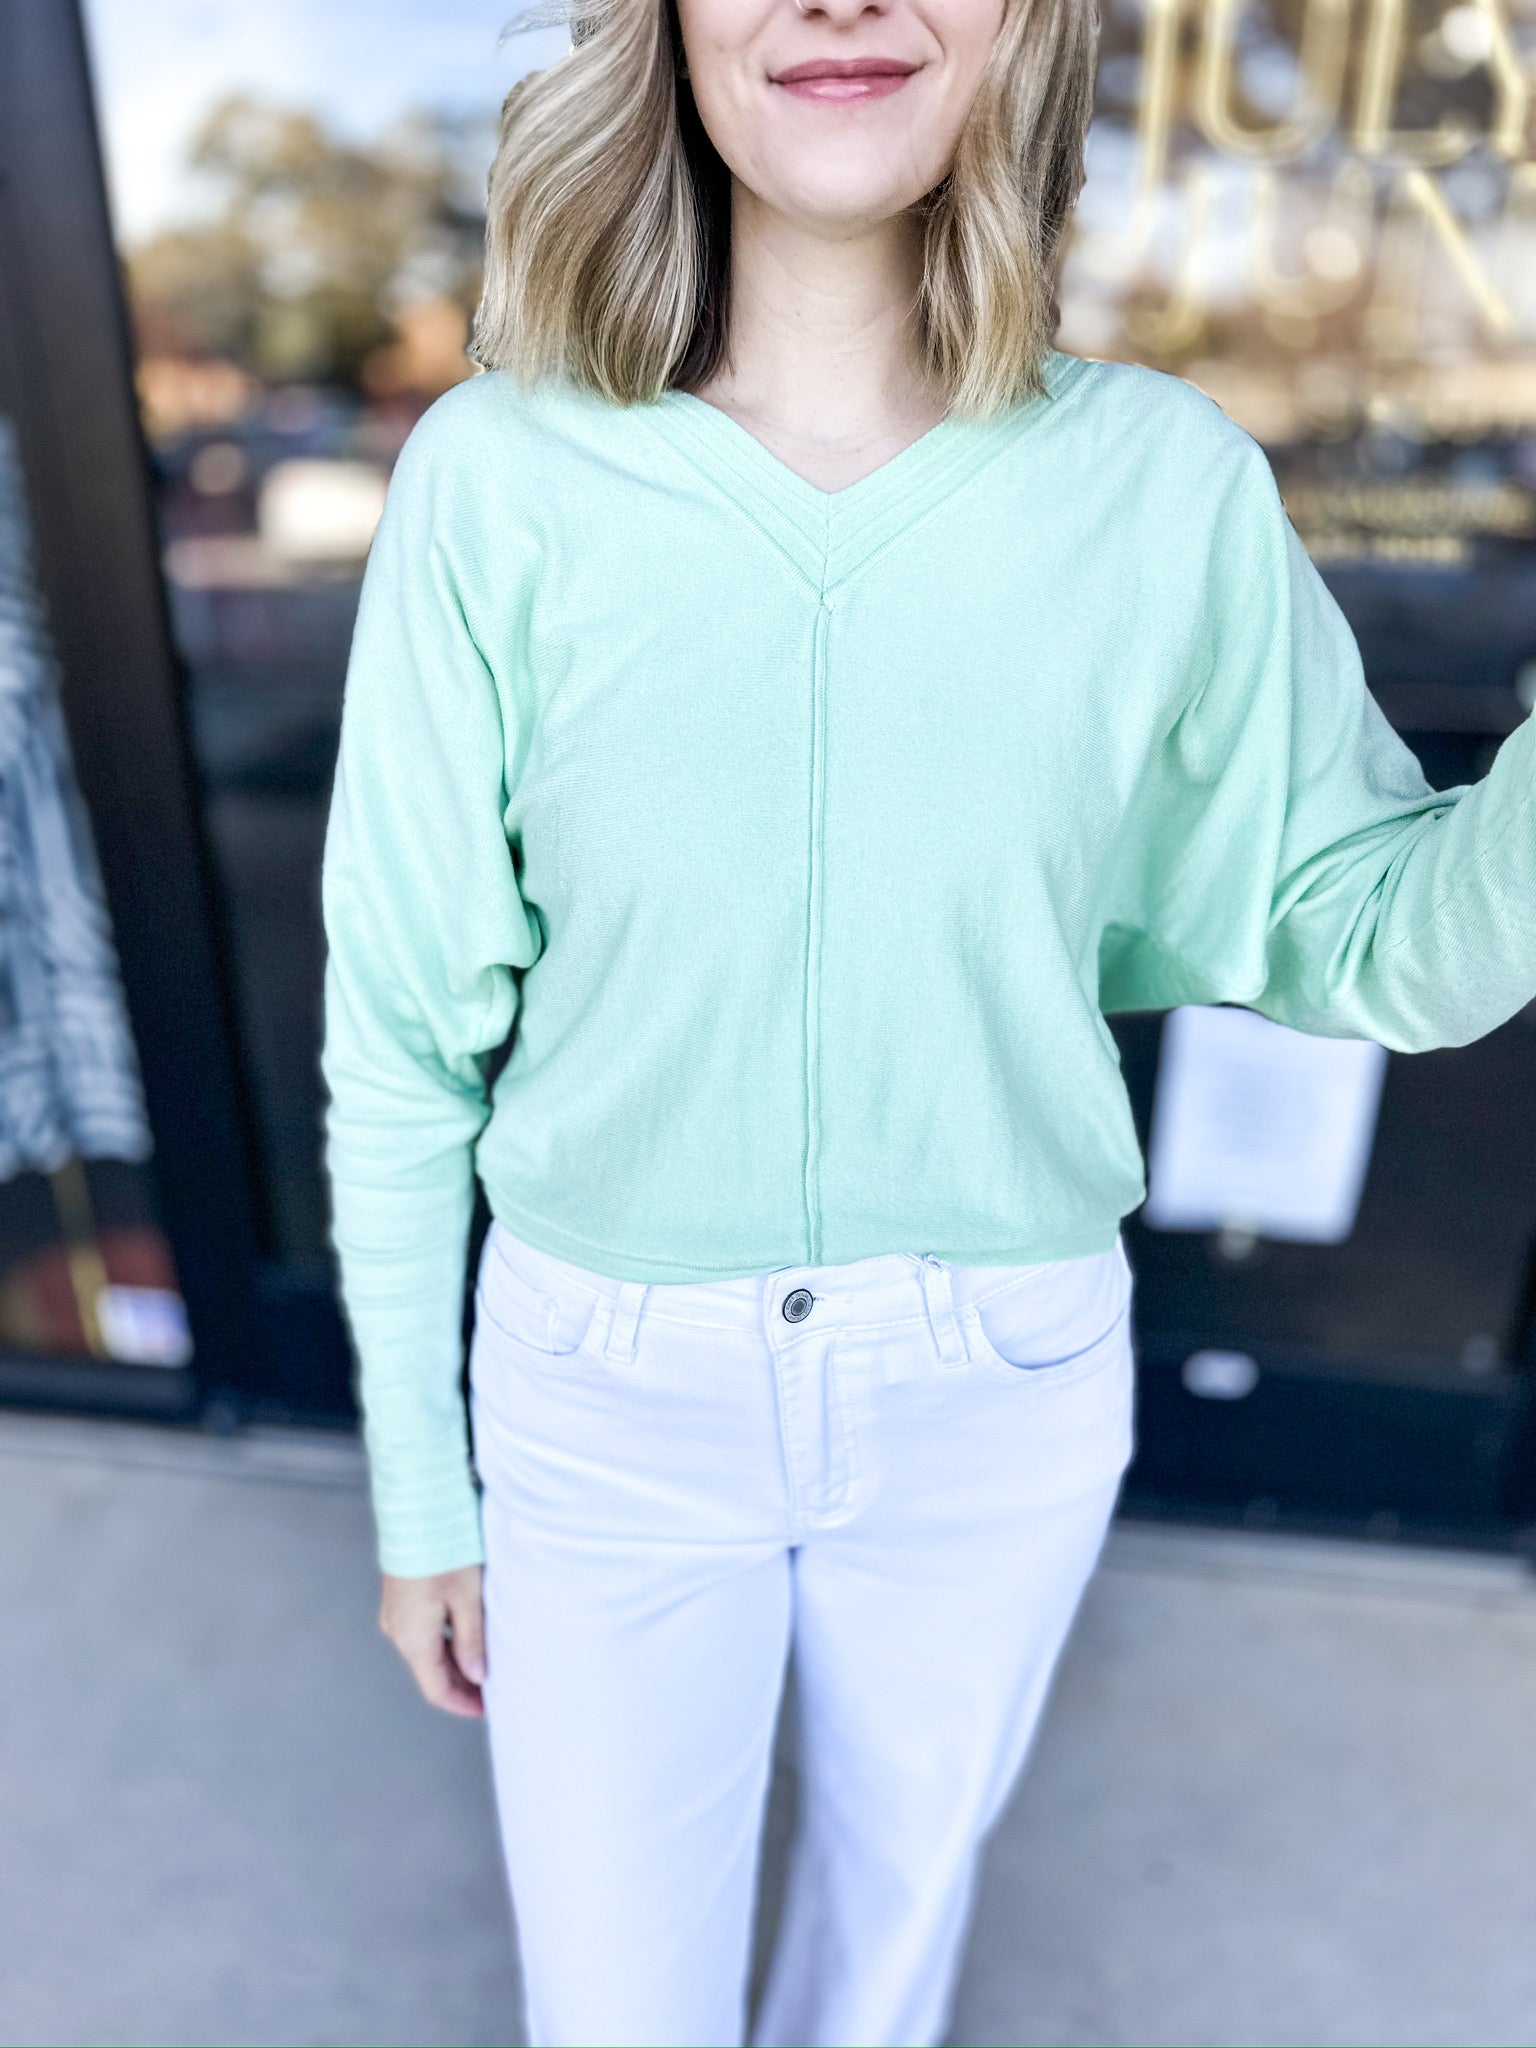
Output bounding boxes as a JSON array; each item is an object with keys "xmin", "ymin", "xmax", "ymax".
[{"xmin": 482, "ymin": 1215, "xmax": 1126, "ymax": 1345}]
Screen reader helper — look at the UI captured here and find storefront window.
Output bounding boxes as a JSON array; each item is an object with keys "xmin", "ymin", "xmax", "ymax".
[{"xmin": 75, "ymin": 1, "xmax": 1536, "ymax": 1501}]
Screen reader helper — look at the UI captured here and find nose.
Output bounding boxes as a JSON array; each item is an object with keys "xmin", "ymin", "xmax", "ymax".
[{"xmin": 790, "ymin": 0, "xmax": 891, "ymax": 23}]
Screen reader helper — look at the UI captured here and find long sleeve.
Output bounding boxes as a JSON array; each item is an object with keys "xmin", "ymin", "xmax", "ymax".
[
  {"xmin": 320, "ymin": 401, "xmax": 539, "ymax": 1578},
  {"xmin": 1100, "ymin": 438, "xmax": 1536, "ymax": 1049}
]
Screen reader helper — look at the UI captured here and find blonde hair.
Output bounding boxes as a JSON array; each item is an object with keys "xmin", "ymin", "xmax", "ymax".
[{"xmin": 469, "ymin": 0, "xmax": 1097, "ymax": 416}]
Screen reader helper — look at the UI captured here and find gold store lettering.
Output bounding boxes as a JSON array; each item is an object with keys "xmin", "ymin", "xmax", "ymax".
[
  {"xmin": 1116, "ymin": 0, "xmax": 1536, "ymax": 339},
  {"xmin": 1194, "ymin": 0, "xmax": 1352, "ymax": 159}
]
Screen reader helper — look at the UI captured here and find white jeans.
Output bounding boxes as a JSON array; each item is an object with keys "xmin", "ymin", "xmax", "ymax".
[{"xmin": 468, "ymin": 1220, "xmax": 1137, "ymax": 2048}]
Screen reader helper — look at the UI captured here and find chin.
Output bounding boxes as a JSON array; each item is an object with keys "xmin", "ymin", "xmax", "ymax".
[{"xmin": 759, "ymin": 158, "xmax": 935, "ymax": 232}]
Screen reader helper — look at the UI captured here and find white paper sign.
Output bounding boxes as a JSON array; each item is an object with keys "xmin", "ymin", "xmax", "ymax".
[
  {"xmin": 1143, "ymin": 1005, "xmax": 1388, "ymax": 1244},
  {"xmin": 97, "ymin": 1285, "xmax": 194, "ymax": 1367}
]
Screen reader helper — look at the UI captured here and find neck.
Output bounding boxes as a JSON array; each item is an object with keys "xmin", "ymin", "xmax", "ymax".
[{"xmin": 692, "ymin": 186, "xmax": 947, "ymax": 488}]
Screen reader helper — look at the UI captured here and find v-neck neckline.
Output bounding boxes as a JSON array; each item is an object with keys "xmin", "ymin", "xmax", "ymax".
[{"xmin": 641, "ymin": 347, "xmax": 1093, "ymax": 596}]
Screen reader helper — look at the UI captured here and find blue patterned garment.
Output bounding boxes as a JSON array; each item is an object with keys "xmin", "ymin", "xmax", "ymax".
[{"xmin": 0, "ymin": 412, "xmax": 151, "ymax": 1178}]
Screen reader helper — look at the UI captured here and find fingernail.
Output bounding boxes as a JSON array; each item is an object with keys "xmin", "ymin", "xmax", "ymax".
[{"xmin": 465, "ymin": 1655, "xmax": 487, "ymax": 1683}]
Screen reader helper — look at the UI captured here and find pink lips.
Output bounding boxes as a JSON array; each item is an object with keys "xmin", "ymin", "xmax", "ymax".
[{"xmin": 770, "ymin": 57, "xmax": 920, "ymax": 102}]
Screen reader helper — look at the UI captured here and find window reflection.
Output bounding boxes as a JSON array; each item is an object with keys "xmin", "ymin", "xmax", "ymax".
[{"xmin": 1063, "ymin": 0, "xmax": 1536, "ymax": 598}]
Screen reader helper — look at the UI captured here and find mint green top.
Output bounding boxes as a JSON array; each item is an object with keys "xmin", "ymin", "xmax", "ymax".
[{"xmin": 320, "ymin": 347, "xmax": 1536, "ymax": 1576}]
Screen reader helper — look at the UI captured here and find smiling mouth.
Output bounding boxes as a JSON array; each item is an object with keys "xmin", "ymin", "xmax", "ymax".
[{"xmin": 769, "ymin": 57, "xmax": 921, "ymax": 102}]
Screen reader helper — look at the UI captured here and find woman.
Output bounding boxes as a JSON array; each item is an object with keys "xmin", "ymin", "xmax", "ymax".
[{"xmin": 318, "ymin": 0, "xmax": 1536, "ymax": 2036}]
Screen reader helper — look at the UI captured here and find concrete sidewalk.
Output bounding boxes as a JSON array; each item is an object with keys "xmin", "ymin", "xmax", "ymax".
[{"xmin": 2, "ymin": 1407, "xmax": 1534, "ymax": 2047}]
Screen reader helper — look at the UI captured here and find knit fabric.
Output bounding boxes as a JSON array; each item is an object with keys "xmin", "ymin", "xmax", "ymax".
[{"xmin": 320, "ymin": 349, "xmax": 1536, "ymax": 1575}]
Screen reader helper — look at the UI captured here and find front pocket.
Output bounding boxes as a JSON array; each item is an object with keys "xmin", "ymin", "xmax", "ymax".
[
  {"xmin": 958, "ymin": 1245, "xmax": 1133, "ymax": 1386},
  {"xmin": 962, "ymin": 1296, "xmax": 1131, "ymax": 1386},
  {"xmin": 475, "ymin": 1237, "xmax": 601, "ymax": 1361}
]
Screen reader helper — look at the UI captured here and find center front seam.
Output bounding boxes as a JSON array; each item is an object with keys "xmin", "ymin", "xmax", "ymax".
[{"xmin": 802, "ymin": 566, "xmax": 832, "ymax": 1264}]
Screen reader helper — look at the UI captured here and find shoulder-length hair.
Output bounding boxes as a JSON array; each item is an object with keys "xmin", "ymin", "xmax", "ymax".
[{"xmin": 467, "ymin": 0, "xmax": 1098, "ymax": 416}]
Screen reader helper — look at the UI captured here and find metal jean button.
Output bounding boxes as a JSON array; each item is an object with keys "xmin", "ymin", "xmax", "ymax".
[{"xmin": 782, "ymin": 1287, "xmax": 814, "ymax": 1323}]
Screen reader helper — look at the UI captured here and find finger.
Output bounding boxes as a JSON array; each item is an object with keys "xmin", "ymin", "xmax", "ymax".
[
  {"xmin": 444, "ymin": 1581, "xmax": 487, "ymax": 1686},
  {"xmin": 410, "ymin": 1632, "xmax": 484, "ymax": 1719}
]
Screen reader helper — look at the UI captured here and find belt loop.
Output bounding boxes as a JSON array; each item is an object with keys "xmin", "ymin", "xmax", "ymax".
[
  {"xmin": 918, "ymin": 1254, "xmax": 969, "ymax": 1370},
  {"xmin": 604, "ymin": 1280, "xmax": 649, "ymax": 1364}
]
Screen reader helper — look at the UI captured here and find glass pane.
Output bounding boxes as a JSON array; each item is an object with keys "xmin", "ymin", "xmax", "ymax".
[
  {"xmin": 79, "ymin": 3, "xmax": 563, "ymax": 1282},
  {"xmin": 0, "ymin": 413, "xmax": 192, "ymax": 1368}
]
